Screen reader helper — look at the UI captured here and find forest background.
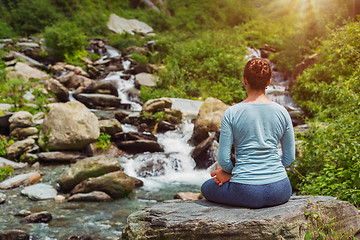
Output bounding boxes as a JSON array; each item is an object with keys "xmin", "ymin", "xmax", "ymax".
[{"xmin": 0, "ymin": 0, "xmax": 359, "ymax": 207}]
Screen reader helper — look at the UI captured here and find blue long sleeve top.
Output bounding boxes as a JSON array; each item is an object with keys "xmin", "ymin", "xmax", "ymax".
[{"xmin": 218, "ymin": 102, "xmax": 295, "ymax": 185}]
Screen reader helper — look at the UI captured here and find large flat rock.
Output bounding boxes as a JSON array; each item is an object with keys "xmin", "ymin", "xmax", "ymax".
[{"xmin": 122, "ymin": 196, "xmax": 360, "ymax": 240}]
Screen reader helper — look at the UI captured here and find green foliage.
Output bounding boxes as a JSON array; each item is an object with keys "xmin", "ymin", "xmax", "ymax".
[
  {"xmin": 129, "ymin": 53, "xmax": 148, "ymax": 65},
  {"xmin": 0, "ymin": 77, "xmax": 31, "ymax": 108},
  {"xmin": 0, "ymin": 165, "xmax": 14, "ymax": 181},
  {"xmin": 96, "ymin": 132, "xmax": 111, "ymax": 151},
  {"xmin": 300, "ymin": 201, "xmax": 357, "ymax": 239},
  {"xmin": 8, "ymin": 0, "xmax": 62, "ymax": 35},
  {"xmin": 43, "ymin": 20, "xmax": 87, "ymax": 60},
  {"xmin": 108, "ymin": 33, "xmax": 144, "ymax": 51},
  {"xmin": 0, "ymin": 135, "xmax": 15, "ymax": 157},
  {"xmin": 0, "ymin": 19, "xmax": 14, "ymax": 38}
]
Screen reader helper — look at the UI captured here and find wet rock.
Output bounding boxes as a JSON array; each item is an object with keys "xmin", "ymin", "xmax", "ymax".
[
  {"xmin": 8, "ymin": 111, "xmax": 33, "ymax": 131},
  {"xmin": 137, "ymin": 159, "xmax": 165, "ymax": 177},
  {"xmin": 84, "ymin": 81, "xmax": 119, "ymax": 97},
  {"xmin": 259, "ymin": 44, "xmax": 277, "ymax": 58},
  {"xmin": 37, "ymin": 151, "xmax": 86, "ymax": 163},
  {"xmin": 107, "ymin": 14, "xmax": 154, "ymax": 35},
  {"xmin": 6, "ymin": 138, "xmax": 35, "ymax": 159},
  {"xmin": 0, "ymin": 112, "xmax": 12, "ymax": 132},
  {"xmin": 9, "ymin": 51, "xmax": 45, "ymax": 70},
  {"xmin": 114, "ymin": 111, "xmax": 130, "ymax": 123},
  {"xmin": 142, "ymin": 97, "xmax": 172, "ymax": 113},
  {"xmin": 157, "ymin": 121, "xmax": 176, "ymax": 133},
  {"xmin": 6, "ymin": 62, "xmax": 50, "ymax": 81},
  {"xmin": 192, "ymin": 136, "xmax": 217, "ymax": 169},
  {"xmin": 74, "ymin": 93, "xmax": 122, "ymax": 109},
  {"xmin": 0, "ymin": 157, "xmax": 27, "ymax": 169},
  {"xmin": 59, "ymin": 155, "xmax": 123, "ymax": 192},
  {"xmin": 88, "ymin": 143, "xmax": 125, "ymax": 158},
  {"xmin": 122, "ymin": 196, "xmax": 360, "ymax": 240},
  {"xmin": 10, "ymin": 127, "xmax": 38, "ymax": 139},
  {"xmin": 22, "ymin": 211, "xmax": 52, "ymax": 223},
  {"xmin": 21, "ymin": 183, "xmax": 57, "ymax": 200},
  {"xmin": 134, "ymin": 72, "xmax": 158, "ymax": 88},
  {"xmin": 44, "ymin": 78, "xmax": 70, "ymax": 102},
  {"xmin": 0, "ymin": 172, "xmax": 41, "ymax": 190},
  {"xmin": 99, "ymin": 119, "xmax": 122, "ymax": 136},
  {"xmin": 115, "ymin": 139, "xmax": 164, "ymax": 154},
  {"xmin": 67, "ymin": 74, "xmax": 93, "ymax": 89},
  {"xmin": 174, "ymin": 192, "xmax": 203, "ymax": 201},
  {"xmin": 71, "ymin": 171, "xmax": 135, "ymax": 199},
  {"xmin": 38, "ymin": 101, "xmax": 99, "ymax": 151},
  {"xmin": 113, "ymin": 132, "xmax": 157, "ymax": 142},
  {"xmin": 0, "ymin": 192, "xmax": 5, "ymax": 204},
  {"xmin": 68, "ymin": 191, "xmax": 112, "ymax": 202},
  {"xmin": 0, "ymin": 230, "xmax": 30, "ymax": 240},
  {"xmin": 190, "ymin": 124, "xmax": 209, "ymax": 146}
]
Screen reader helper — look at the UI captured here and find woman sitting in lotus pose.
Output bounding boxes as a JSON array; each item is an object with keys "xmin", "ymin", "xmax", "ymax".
[{"xmin": 201, "ymin": 58, "xmax": 295, "ymax": 208}]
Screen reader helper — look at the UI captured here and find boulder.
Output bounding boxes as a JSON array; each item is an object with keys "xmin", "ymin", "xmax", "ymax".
[
  {"xmin": 6, "ymin": 62, "xmax": 50, "ymax": 81},
  {"xmin": 113, "ymin": 132, "xmax": 157, "ymax": 142},
  {"xmin": 6, "ymin": 138, "xmax": 35, "ymax": 159},
  {"xmin": 99, "ymin": 119, "xmax": 122, "ymax": 136},
  {"xmin": 0, "ymin": 112, "xmax": 12, "ymax": 132},
  {"xmin": 174, "ymin": 192, "xmax": 203, "ymax": 201},
  {"xmin": 71, "ymin": 170, "xmax": 135, "ymax": 199},
  {"xmin": 0, "ymin": 157, "xmax": 27, "ymax": 169},
  {"xmin": 0, "ymin": 230, "xmax": 30, "ymax": 240},
  {"xmin": 74, "ymin": 93, "xmax": 122, "ymax": 109},
  {"xmin": 193, "ymin": 97, "xmax": 228, "ymax": 133},
  {"xmin": 22, "ymin": 211, "xmax": 52, "ymax": 223},
  {"xmin": 157, "ymin": 121, "xmax": 176, "ymax": 133},
  {"xmin": 142, "ymin": 97, "xmax": 172, "ymax": 113},
  {"xmin": 9, "ymin": 51, "xmax": 45, "ymax": 70},
  {"xmin": 37, "ymin": 151, "xmax": 86, "ymax": 163},
  {"xmin": 0, "ymin": 172, "xmax": 40, "ymax": 189},
  {"xmin": 38, "ymin": 101, "xmax": 99, "ymax": 151},
  {"xmin": 66, "ymin": 74, "xmax": 93, "ymax": 89},
  {"xmin": 21, "ymin": 183, "xmax": 58, "ymax": 200},
  {"xmin": 289, "ymin": 53, "xmax": 319, "ymax": 91},
  {"xmin": 84, "ymin": 81, "xmax": 119, "ymax": 97},
  {"xmin": 68, "ymin": 191, "xmax": 112, "ymax": 202},
  {"xmin": 44, "ymin": 78, "xmax": 69, "ymax": 102},
  {"xmin": 134, "ymin": 73, "xmax": 158, "ymax": 88},
  {"xmin": 115, "ymin": 139, "xmax": 164, "ymax": 154},
  {"xmin": 59, "ymin": 155, "xmax": 123, "ymax": 192},
  {"xmin": 122, "ymin": 196, "xmax": 360, "ymax": 240},
  {"xmin": 107, "ymin": 14, "xmax": 154, "ymax": 35}
]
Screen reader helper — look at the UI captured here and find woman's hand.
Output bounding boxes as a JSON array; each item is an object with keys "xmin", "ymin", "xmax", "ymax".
[{"xmin": 211, "ymin": 169, "xmax": 233, "ymax": 186}]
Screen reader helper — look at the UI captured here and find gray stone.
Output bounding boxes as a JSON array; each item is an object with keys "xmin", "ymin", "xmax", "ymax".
[
  {"xmin": 135, "ymin": 73, "xmax": 158, "ymax": 88},
  {"xmin": 10, "ymin": 127, "xmax": 38, "ymax": 139},
  {"xmin": 99, "ymin": 119, "xmax": 122, "ymax": 136},
  {"xmin": 174, "ymin": 192, "xmax": 202, "ymax": 201},
  {"xmin": 7, "ymin": 62, "xmax": 49, "ymax": 81},
  {"xmin": 10, "ymin": 51, "xmax": 45, "ymax": 70},
  {"xmin": 142, "ymin": 97, "xmax": 172, "ymax": 113},
  {"xmin": 59, "ymin": 155, "xmax": 123, "ymax": 192},
  {"xmin": 0, "ymin": 157, "xmax": 27, "ymax": 169},
  {"xmin": 44, "ymin": 78, "xmax": 69, "ymax": 102},
  {"xmin": 8, "ymin": 111, "xmax": 33, "ymax": 130},
  {"xmin": 122, "ymin": 196, "xmax": 360, "ymax": 240},
  {"xmin": 71, "ymin": 170, "xmax": 135, "ymax": 199},
  {"xmin": 21, "ymin": 183, "xmax": 57, "ymax": 200},
  {"xmin": 0, "ymin": 172, "xmax": 41, "ymax": 190},
  {"xmin": 115, "ymin": 139, "xmax": 164, "ymax": 154},
  {"xmin": 38, "ymin": 101, "xmax": 99, "ymax": 151},
  {"xmin": 16, "ymin": 42, "xmax": 40, "ymax": 48},
  {"xmin": 6, "ymin": 138, "xmax": 35, "ymax": 159},
  {"xmin": 191, "ymin": 136, "xmax": 216, "ymax": 169},
  {"xmin": 74, "ymin": 93, "xmax": 122, "ymax": 109},
  {"xmin": 107, "ymin": 14, "xmax": 154, "ymax": 35},
  {"xmin": 68, "ymin": 191, "xmax": 112, "ymax": 202},
  {"xmin": 37, "ymin": 151, "xmax": 86, "ymax": 163},
  {"xmin": 170, "ymin": 98, "xmax": 204, "ymax": 118}
]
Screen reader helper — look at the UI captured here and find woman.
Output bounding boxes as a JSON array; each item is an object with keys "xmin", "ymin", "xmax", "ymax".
[{"xmin": 201, "ymin": 58, "xmax": 295, "ymax": 208}]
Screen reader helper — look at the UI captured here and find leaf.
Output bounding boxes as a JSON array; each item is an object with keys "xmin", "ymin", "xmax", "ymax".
[{"xmin": 304, "ymin": 232, "xmax": 313, "ymax": 240}]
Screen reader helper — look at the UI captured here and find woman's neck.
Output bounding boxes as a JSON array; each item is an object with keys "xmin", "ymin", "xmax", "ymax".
[{"xmin": 242, "ymin": 89, "xmax": 272, "ymax": 103}]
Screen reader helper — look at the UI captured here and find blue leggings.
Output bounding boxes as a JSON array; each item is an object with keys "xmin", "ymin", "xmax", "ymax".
[{"xmin": 201, "ymin": 177, "xmax": 292, "ymax": 208}]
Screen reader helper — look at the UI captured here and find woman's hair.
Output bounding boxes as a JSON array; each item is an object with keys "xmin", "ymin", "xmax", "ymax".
[{"xmin": 243, "ymin": 58, "xmax": 271, "ymax": 90}]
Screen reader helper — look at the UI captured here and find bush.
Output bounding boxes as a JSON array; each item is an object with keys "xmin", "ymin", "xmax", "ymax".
[
  {"xmin": 0, "ymin": 19, "xmax": 14, "ymax": 38},
  {"xmin": 9, "ymin": 0, "xmax": 62, "ymax": 35},
  {"xmin": 43, "ymin": 20, "xmax": 87, "ymax": 60},
  {"xmin": 0, "ymin": 165, "xmax": 14, "ymax": 181},
  {"xmin": 95, "ymin": 132, "xmax": 111, "ymax": 151}
]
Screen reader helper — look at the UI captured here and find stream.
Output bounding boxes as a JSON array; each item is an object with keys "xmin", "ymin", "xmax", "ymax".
[{"xmin": 0, "ymin": 47, "xmax": 298, "ymax": 239}]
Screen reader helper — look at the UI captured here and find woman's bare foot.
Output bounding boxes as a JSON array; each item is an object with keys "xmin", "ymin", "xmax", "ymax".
[{"xmin": 211, "ymin": 169, "xmax": 233, "ymax": 186}]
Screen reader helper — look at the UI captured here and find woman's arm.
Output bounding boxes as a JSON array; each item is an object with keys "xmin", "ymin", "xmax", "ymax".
[
  {"xmin": 217, "ymin": 109, "xmax": 234, "ymax": 173},
  {"xmin": 280, "ymin": 115, "xmax": 295, "ymax": 167}
]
